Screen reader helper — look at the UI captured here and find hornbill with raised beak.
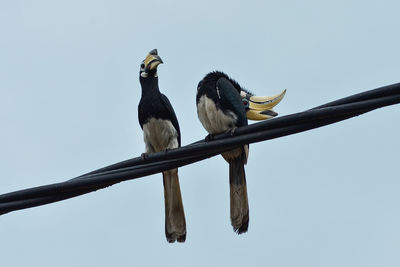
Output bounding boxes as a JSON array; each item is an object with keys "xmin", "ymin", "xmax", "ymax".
[{"xmin": 138, "ymin": 49, "xmax": 186, "ymax": 243}]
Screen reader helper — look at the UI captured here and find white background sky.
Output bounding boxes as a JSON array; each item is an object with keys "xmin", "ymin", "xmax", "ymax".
[{"xmin": 1, "ymin": 1, "xmax": 399, "ymax": 266}]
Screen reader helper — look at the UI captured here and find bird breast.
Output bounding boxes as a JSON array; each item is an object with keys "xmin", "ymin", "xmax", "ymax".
[{"xmin": 197, "ymin": 95, "xmax": 238, "ymax": 134}]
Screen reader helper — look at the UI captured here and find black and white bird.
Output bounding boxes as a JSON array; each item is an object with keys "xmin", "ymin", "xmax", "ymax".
[
  {"xmin": 196, "ymin": 71, "xmax": 250, "ymax": 234},
  {"xmin": 138, "ymin": 49, "xmax": 186, "ymax": 243}
]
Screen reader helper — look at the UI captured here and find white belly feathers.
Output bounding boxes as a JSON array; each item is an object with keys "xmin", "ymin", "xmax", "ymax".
[
  {"xmin": 143, "ymin": 118, "xmax": 179, "ymax": 153},
  {"xmin": 197, "ymin": 95, "xmax": 237, "ymax": 134}
]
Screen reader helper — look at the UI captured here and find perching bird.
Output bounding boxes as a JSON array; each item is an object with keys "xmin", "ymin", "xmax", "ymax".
[
  {"xmin": 138, "ymin": 49, "xmax": 186, "ymax": 243},
  {"xmin": 196, "ymin": 71, "xmax": 250, "ymax": 234}
]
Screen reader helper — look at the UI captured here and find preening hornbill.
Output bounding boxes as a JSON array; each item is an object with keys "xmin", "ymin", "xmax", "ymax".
[
  {"xmin": 196, "ymin": 71, "xmax": 286, "ymax": 234},
  {"xmin": 138, "ymin": 49, "xmax": 186, "ymax": 243}
]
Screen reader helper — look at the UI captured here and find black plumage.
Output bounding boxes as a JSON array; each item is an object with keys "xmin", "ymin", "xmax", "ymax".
[
  {"xmin": 196, "ymin": 71, "xmax": 248, "ymax": 129},
  {"xmin": 138, "ymin": 78, "xmax": 181, "ymax": 147}
]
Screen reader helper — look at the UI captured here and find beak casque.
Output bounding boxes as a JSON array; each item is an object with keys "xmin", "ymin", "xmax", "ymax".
[
  {"xmin": 144, "ymin": 50, "xmax": 163, "ymax": 71},
  {"xmin": 242, "ymin": 89, "xmax": 287, "ymax": 121}
]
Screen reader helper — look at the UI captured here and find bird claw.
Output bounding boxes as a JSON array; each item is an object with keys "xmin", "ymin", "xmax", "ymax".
[
  {"xmin": 205, "ymin": 128, "xmax": 236, "ymax": 142},
  {"xmin": 205, "ymin": 134, "xmax": 215, "ymax": 142},
  {"xmin": 227, "ymin": 127, "xmax": 237, "ymax": 136},
  {"xmin": 141, "ymin": 153, "xmax": 148, "ymax": 160}
]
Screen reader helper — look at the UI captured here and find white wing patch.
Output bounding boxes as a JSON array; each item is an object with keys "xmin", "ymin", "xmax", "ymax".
[
  {"xmin": 143, "ymin": 118, "xmax": 179, "ymax": 153},
  {"xmin": 197, "ymin": 95, "xmax": 237, "ymax": 134}
]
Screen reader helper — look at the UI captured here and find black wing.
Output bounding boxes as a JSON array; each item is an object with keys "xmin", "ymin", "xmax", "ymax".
[
  {"xmin": 138, "ymin": 99, "xmax": 146, "ymax": 129},
  {"xmin": 160, "ymin": 93, "xmax": 181, "ymax": 147},
  {"xmin": 216, "ymin": 77, "xmax": 248, "ymax": 127}
]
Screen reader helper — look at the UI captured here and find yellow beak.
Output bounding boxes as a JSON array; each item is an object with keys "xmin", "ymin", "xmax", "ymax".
[
  {"xmin": 243, "ymin": 89, "xmax": 287, "ymax": 121},
  {"xmin": 143, "ymin": 53, "xmax": 163, "ymax": 71}
]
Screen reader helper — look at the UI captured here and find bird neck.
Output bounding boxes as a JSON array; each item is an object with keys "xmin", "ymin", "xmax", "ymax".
[{"xmin": 140, "ymin": 77, "xmax": 161, "ymax": 98}]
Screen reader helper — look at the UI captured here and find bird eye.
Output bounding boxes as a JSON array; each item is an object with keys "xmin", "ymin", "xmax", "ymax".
[{"xmin": 242, "ymin": 99, "xmax": 249, "ymax": 108}]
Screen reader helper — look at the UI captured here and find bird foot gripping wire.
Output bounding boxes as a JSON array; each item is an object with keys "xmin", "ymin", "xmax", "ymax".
[
  {"xmin": 205, "ymin": 134, "xmax": 215, "ymax": 142},
  {"xmin": 227, "ymin": 127, "xmax": 237, "ymax": 136},
  {"xmin": 205, "ymin": 128, "xmax": 237, "ymax": 142},
  {"xmin": 241, "ymin": 88, "xmax": 287, "ymax": 121}
]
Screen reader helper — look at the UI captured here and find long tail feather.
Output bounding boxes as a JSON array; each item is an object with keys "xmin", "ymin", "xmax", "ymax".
[
  {"xmin": 162, "ymin": 169, "xmax": 186, "ymax": 242},
  {"xmin": 229, "ymin": 153, "xmax": 249, "ymax": 234}
]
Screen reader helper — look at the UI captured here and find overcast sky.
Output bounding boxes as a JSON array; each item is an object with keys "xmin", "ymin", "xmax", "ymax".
[{"xmin": 1, "ymin": 1, "xmax": 399, "ymax": 266}]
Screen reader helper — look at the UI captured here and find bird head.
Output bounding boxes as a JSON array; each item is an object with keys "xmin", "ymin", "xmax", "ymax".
[
  {"xmin": 241, "ymin": 88, "xmax": 287, "ymax": 120},
  {"xmin": 140, "ymin": 49, "xmax": 164, "ymax": 79}
]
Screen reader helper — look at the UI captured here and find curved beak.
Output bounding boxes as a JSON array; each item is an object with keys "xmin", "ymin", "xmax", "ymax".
[
  {"xmin": 242, "ymin": 89, "xmax": 287, "ymax": 121},
  {"xmin": 246, "ymin": 109, "xmax": 279, "ymax": 120},
  {"xmin": 143, "ymin": 49, "xmax": 163, "ymax": 71}
]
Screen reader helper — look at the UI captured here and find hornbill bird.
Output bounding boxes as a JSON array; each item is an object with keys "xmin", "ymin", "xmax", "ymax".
[
  {"xmin": 196, "ymin": 71, "xmax": 286, "ymax": 234},
  {"xmin": 138, "ymin": 49, "xmax": 186, "ymax": 243}
]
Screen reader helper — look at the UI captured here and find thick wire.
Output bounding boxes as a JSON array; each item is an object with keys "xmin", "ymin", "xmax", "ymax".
[{"xmin": 0, "ymin": 82, "xmax": 399, "ymax": 215}]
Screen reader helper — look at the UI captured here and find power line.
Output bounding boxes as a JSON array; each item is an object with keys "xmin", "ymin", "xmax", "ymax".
[{"xmin": 0, "ymin": 82, "xmax": 399, "ymax": 215}]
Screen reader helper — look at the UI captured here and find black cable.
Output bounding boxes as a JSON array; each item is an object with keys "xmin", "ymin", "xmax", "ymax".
[
  {"xmin": 0, "ymin": 82, "xmax": 399, "ymax": 215},
  {"xmin": 311, "ymin": 82, "xmax": 400, "ymax": 110}
]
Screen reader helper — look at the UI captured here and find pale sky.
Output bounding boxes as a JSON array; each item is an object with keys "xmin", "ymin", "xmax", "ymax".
[{"xmin": 1, "ymin": 1, "xmax": 399, "ymax": 266}]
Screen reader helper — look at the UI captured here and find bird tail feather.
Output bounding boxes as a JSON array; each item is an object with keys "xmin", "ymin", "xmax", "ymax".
[
  {"xmin": 229, "ymin": 153, "xmax": 249, "ymax": 234},
  {"xmin": 162, "ymin": 169, "xmax": 186, "ymax": 243}
]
